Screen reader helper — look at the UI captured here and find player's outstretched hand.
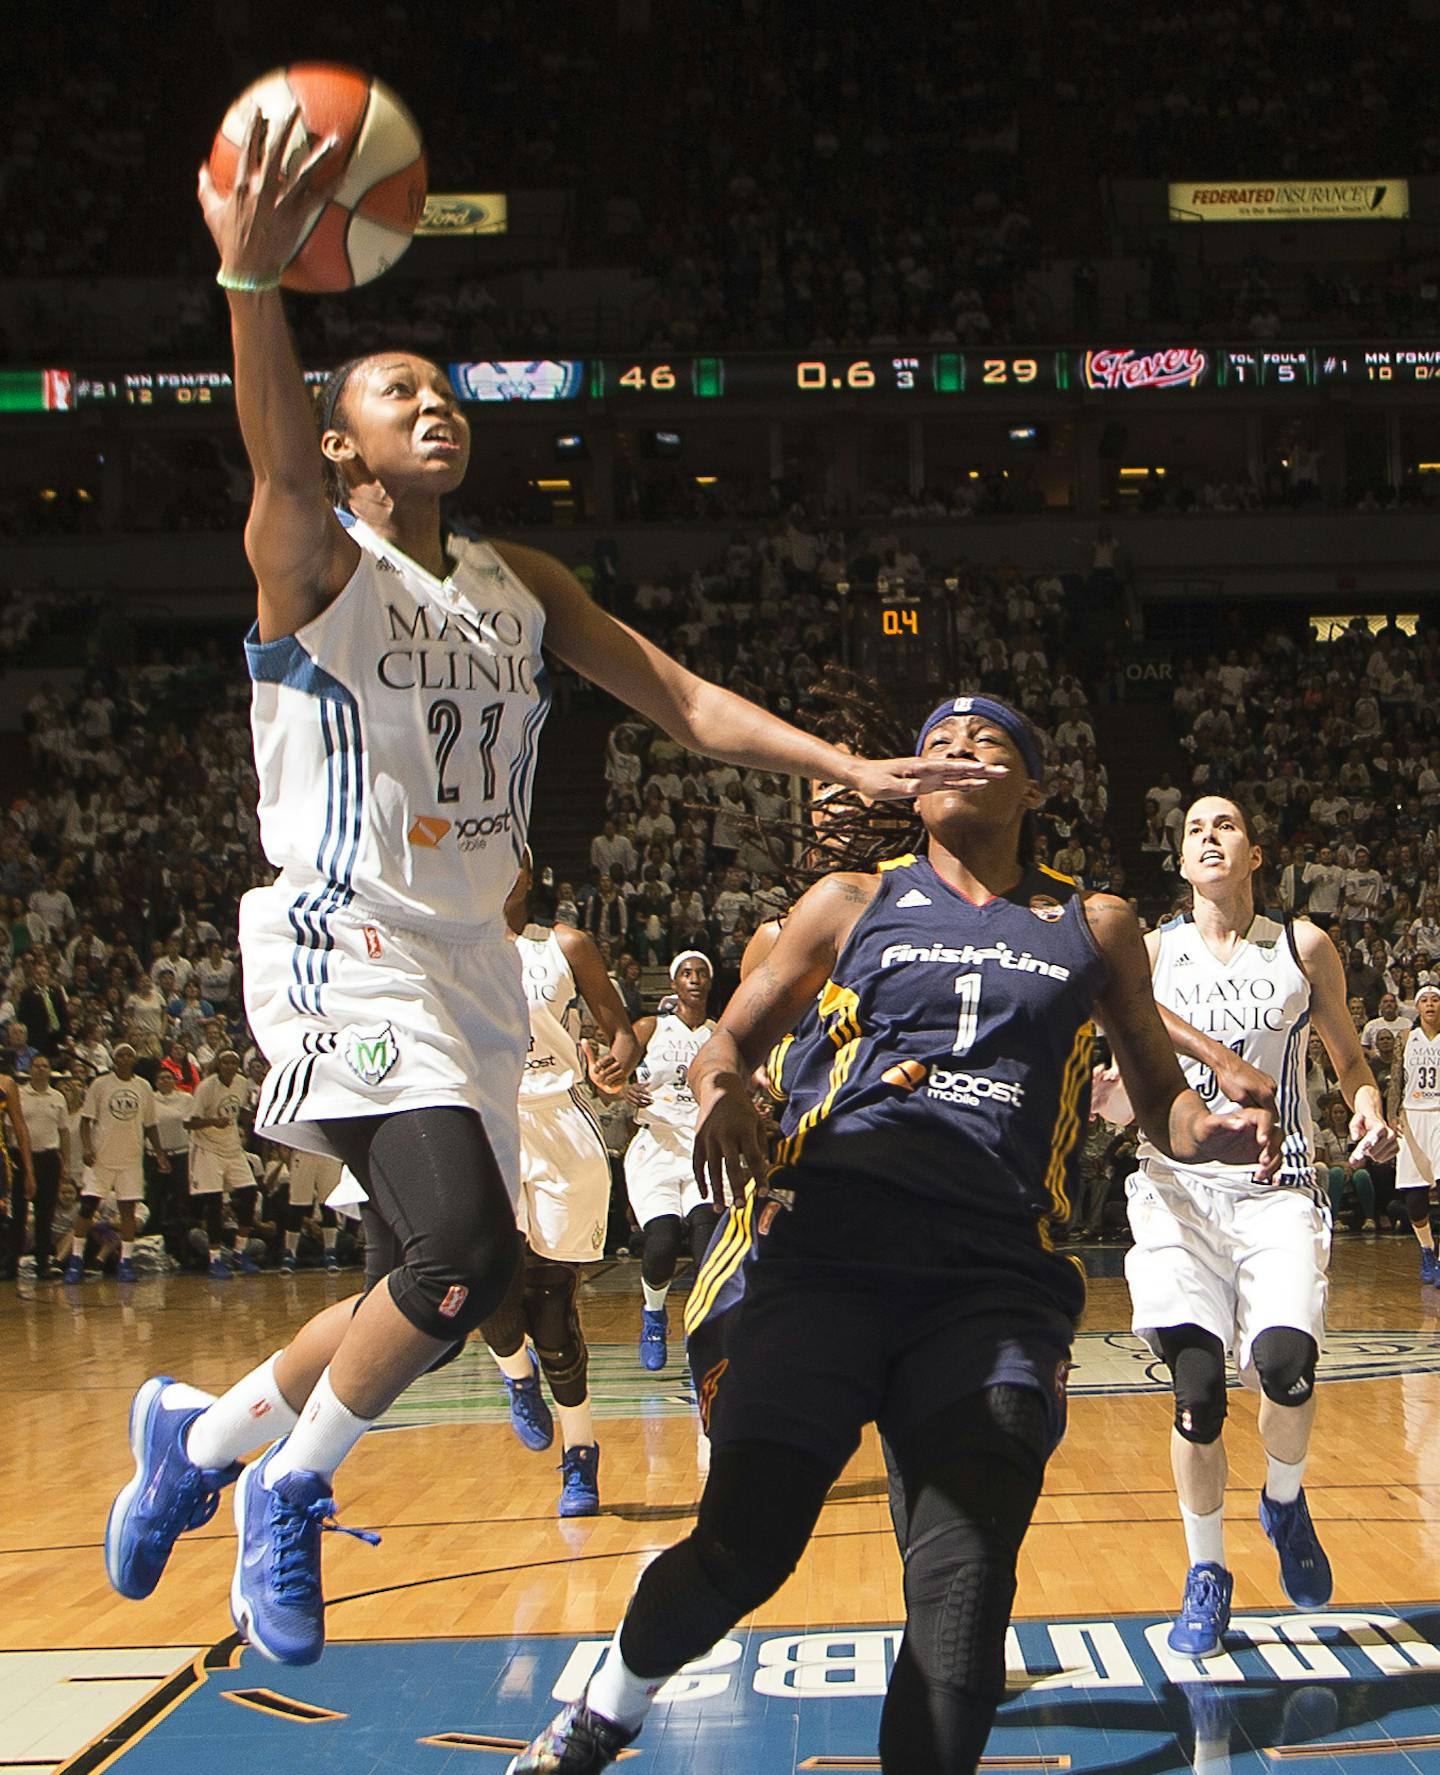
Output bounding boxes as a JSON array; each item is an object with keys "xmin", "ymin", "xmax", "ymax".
[
  {"xmin": 694, "ymin": 1080, "xmax": 768, "ymax": 1208},
  {"xmin": 1348, "ymin": 1109, "xmax": 1398, "ymax": 1165},
  {"xmin": 1210, "ymin": 1048, "xmax": 1278, "ymax": 1115},
  {"xmin": 846, "ymin": 757, "xmax": 1008, "ymax": 803},
  {"xmin": 622, "ymin": 1081, "xmax": 653, "ymax": 1110},
  {"xmin": 1192, "ymin": 1107, "xmax": 1282, "ymax": 1180},
  {"xmin": 197, "ymin": 106, "xmax": 341, "ymax": 283}
]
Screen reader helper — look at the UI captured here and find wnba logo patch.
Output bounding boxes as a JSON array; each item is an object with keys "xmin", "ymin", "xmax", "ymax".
[
  {"xmin": 438, "ymin": 1284, "xmax": 469, "ymax": 1320},
  {"xmin": 363, "ymin": 925, "xmax": 383, "ymax": 960},
  {"xmin": 1029, "ymin": 895, "xmax": 1065, "ymax": 922},
  {"xmin": 882, "ymin": 1059, "xmax": 928, "ymax": 1092}
]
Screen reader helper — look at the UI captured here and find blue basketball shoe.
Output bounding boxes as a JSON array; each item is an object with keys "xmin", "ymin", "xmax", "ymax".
[
  {"xmin": 105, "ymin": 1377, "xmax": 241, "ymax": 1600},
  {"xmin": 230, "ymin": 1442, "xmax": 379, "ymax": 1666},
  {"xmin": 62, "ymin": 1254, "xmax": 85, "ymax": 1283},
  {"xmin": 1260, "ymin": 1488, "xmax": 1333, "ymax": 1608},
  {"xmin": 1421, "ymin": 1248, "xmax": 1437, "ymax": 1284},
  {"xmin": 1168, "ymin": 1561, "xmax": 1233, "ymax": 1657},
  {"xmin": 504, "ymin": 1348, "xmax": 555, "ymax": 1452},
  {"xmin": 505, "ymin": 1698, "xmax": 637, "ymax": 1774},
  {"xmin": 558, "ymin": 1444, "xmax": 600, "ymax": 1517},
  {"xmin": 638, "ymin": 1308, "xmax": 667, "ymax": 1371}
]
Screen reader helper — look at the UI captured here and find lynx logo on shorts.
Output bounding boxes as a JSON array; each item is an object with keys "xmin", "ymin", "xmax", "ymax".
[{"xmin": 343, "ymin": 1022, "xmax": 400, "ymax": 1087}]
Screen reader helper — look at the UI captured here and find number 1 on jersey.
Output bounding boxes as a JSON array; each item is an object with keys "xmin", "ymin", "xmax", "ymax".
[
  {"xmin": 953, "ymin": 972, "xmax": 982, "ymax": 1056},
  {"xmin": 428, "ymin": 699, "xmax": 504, "ymax": 805}
]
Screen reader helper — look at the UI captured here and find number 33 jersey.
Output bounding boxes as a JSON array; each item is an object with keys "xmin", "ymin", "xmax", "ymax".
[
  {"xmin": 772, "ymin": 853, "xmax": 1106, "ymax": 1233},
  {"xmin": 245, "ymin": 515, "xmax": 550, "ymax": 933}
]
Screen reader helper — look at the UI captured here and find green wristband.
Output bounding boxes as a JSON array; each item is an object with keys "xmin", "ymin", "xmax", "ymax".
[{"xmin": 216, "ymin": 268, "xmax": 283, "ymax": 293}]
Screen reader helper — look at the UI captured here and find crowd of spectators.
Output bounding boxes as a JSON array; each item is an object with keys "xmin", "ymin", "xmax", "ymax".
[{"xmin": 4, "ymin": 529, "xmax": 1438, "ymax": 1267}]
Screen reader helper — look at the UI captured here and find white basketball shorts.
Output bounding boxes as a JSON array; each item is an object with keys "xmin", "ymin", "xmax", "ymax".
[
  {"xmin": 287, "ymin": 1149, "xmax": 345, "ymax": 1209},
  {"xmin": 189, "ymin": 1148, "xmax": 256, "ymax": 1197},
  {"xmin": 85, "ymin": 1161, "xmax": 145, "ymax": 1205},
  {"xmin": 1397, "ymin": 1108, "xmax": 1440, "ymax": 1191},
  {"xmin": 516, "ymin": 1091, "xmax": 611, "ymax": 1263},
  {"xmin": 624, "ymin": 1121, "xmax": 707, "ymax": 1227},
  {"xmin": 1125, "ymin": 1164, "xmax": 1330, "ymax": 1385},
  {"xmin": 241, "ymin": 882, "xmax": 525, "ymax": 1203}
]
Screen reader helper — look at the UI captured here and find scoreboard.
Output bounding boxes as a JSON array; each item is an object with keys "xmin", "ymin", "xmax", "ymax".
[{"xmin": 9, "ymin": 342, "xmax": 1440, "ymax": 413}]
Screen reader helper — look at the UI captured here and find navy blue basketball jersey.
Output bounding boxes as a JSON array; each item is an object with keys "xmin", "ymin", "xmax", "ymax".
[{"xmin": 771, "ymin": 853, "xmax": 1106, "ymax": 1236}]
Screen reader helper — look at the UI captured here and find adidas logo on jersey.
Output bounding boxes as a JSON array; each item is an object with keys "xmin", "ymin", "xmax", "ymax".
[{"xmin": 895, "ymin": 889, "xmax": 932, "ymax": 908}]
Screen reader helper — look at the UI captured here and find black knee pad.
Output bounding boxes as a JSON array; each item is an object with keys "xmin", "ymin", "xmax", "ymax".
[
  {"xmin": 1401, "ymin": 1187, "xmax": 1432, "ymax": 1227},
  {"xmin": 641, "ymin": 1213, "xmax": 684, "ymax": 1287},
  {"xmin": 394, "ymin": 1223, "xmax": 521, "ymax": 1339},
  {"xmin": 524, "ymin": 1257, "xmax": 588, "ymax": 1407},
  {"xmin": 1157, "ymin": 1325, "xmax": 1228, "ymax": 1444},
  {"xmin": 1251, "ymin": 1326, "xmax": 1318, "ymax": 1407},
  {"xmin": 686, "ymin": 1202, "xmax": 718, "ymax": 1268}
]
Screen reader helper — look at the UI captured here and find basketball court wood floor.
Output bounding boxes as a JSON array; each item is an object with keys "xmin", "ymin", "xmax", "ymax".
[{"xmin": 5, "ymin": 1239, "xmax": 1440, "ymax": 1774}]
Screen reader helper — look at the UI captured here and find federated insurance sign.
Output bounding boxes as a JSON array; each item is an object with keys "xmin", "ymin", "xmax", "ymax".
[
  {"xmin": 1168, "ymin": 179, "xmax": 1409, "ymax": 221},
  {"xmin": 417, "ymin": 193, "xmax": 509, "ymax": 236}
]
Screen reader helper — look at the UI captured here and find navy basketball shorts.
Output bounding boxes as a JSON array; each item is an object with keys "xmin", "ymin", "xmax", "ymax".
[{"xmin": 691, "ymin": 1173, "xmax": 1075, "ymax": 1471}]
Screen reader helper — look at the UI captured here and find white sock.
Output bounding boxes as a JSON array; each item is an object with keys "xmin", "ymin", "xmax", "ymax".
[
  {"xmin": 642, "ymin": 1281, "xmax": 669, "ymax": 1314},
  {"xmin": 264, "ymin": 1367, "xmax": 372, "ymax": 1484},
  {"xmin": 322, "ymin": 1227, "xmax": 337, "ymax": 1251},
  {"xmin": 120, "ymin": 1241, "xmax": 135, "ymax": 1260},
  {"xmin": 586, "ymin": 1630, "xmax": 667, "ymax": 1732},
  {"xmin": 1264, "ymin": 1454, "xmax": 1306, "ymax": 1505},
  {"xmin": 185, "ymin": 1351, "xmax": 300, "ymax": 1469},
  {"xmin": 208, "ymin": 1247, "xmax": 222, "ymax": 1264},
  {"xmin": 1180, "ymin": 1502, "xmax": 1226, "ymax": 1568},
  {"xmin": 284, "ymin": 1231, "xmax": 300, "ymax": 1255}
]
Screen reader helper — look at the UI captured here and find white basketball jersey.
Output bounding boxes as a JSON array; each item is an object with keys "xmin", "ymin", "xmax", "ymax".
[
  {"xmin": 1141, "ymin": 913, "xmax": 1315, "ymax": 1192},
  {"xmin": 1402, "ymin": 1026, "xmax": 1440, "ymax": 1111},
  {"xmin": 245, "ymin": 517, "xmax": 549, "ymax": 945},
  {"xmin": 518, "ymin": 926, "xmax": 583, "ymax": 1103},
  {"xmin": 636, "ymin": 1013, "xmax": 713, "ymax": 1132}
]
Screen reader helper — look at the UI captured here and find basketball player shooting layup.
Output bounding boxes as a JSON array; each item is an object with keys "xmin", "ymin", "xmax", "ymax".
[
  {"xmin": 101, "ymin": 109, "xmax": 980, "ymax": 1667},
  {"xmin": 508, "ymin": 697, "xmax": 1277, "ymax": 1775},
  {"xmin": 1096, "ymin": 796, "xmax": 1395, "ymax": 1658}
]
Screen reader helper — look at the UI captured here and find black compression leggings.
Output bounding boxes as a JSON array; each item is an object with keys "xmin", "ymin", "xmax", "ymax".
[
  {"xmin": 618, "ymin": 1387, "xmax": 1049, "ymax": 1774},
  {"xmin": 322, "ymin": 1106, "xmax": 520, "ymax": 1340}
]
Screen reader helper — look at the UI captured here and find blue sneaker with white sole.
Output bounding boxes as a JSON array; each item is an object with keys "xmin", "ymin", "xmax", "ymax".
[
  {"xmin": 1168, "ymin": 1561, "xmax": 1233, "ymax": 1657},
  {"xmin": 1422, "ymin": 1248, "xmax": 1438, "ymax": 1284},
  {"xmin": 639, "ymin": 1308, "xmax": 667, "ymax": 1371},
  {"xmin": 504, "ymin": 1348, "xmax": 555, "ymax": 1452},
  {"xmin": 105, "ymin": 1377, "xmax": 241, "ymax": 1600},
  {"xmin": 558, "ymin": 1444, "xmax": 600, "ymax": 1517},
  {"xmin": 1260, "ymin": 1488, "xmax": 1333, "ymax": 1609},
  {"xmin": 230, "ymin": 1442, "xmax": 379, "ymax": 1666}
]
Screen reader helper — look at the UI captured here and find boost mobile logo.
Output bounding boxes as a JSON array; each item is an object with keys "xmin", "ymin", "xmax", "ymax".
[{"xmin": 408, "ymin": 812, "xmax": 513, "ymax": 850}]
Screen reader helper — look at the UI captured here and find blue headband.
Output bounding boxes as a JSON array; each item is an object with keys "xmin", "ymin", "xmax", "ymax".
[{"xmin": 916, "ymin": 696, "xmax": 1043, "ymax": 781}]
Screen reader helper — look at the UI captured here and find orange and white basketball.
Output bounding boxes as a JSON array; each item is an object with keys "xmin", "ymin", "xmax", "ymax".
[{"xmin": 209, "ymin": 63, "xmax": 427, "ymax": 293}]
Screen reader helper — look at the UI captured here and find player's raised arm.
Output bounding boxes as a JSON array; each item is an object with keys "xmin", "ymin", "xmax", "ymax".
[
  {"xmin": 491, "ymin": 542, "xmax": 980, "ymax": 804},
  {"xmin": 690, "ymin": 874, "xmax": 874, "ymax": 1204},
  {"xmin": 197, "ymin": 110, "xmax": 358, "ymax": 639},
  {"xmin": 1085, "ymin": 895, "xmax": 1280, "ymax": 1177}
]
